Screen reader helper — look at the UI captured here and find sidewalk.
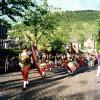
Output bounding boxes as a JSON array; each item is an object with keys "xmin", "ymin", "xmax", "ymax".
[{"xmin": 0, "ymin": 67, "xmax": 99, "ymax": 100}]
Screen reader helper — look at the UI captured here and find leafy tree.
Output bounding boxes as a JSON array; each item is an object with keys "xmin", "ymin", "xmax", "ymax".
[
  {"xmin": 95, "ymin": 19, "xmax": 100, "ymax": 50},
  {"xmin": 8, "ymin": 1, "xmax": 60, "ymax": 48},
  {"xmin": 23, "ymin": 7, "xmax": 60, "ymax": 47},
  {"xmin": 50, "ymin": 38, "xmax": 65, "ymax": 53},
  {"xmin": 8, "ymin": 24, "xmax": 34, "ymax": 48},
  {"xmin": 0, "ymin": 0, "xmax": 36, "ymax": 27}
]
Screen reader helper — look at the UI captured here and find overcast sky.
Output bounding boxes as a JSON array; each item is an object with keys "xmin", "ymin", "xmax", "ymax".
[{"xmin": 47, "ymin": 0, "xmax": 100, "ymax": 11}]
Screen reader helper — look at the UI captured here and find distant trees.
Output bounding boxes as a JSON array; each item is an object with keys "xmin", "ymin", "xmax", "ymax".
[
  {"xmin": 95, "ymin": 19, "xmax": 100, "ymax": 50},
  {"xmin": 61, "ymin": 10, "xmax": 100, "ymax": 22}
]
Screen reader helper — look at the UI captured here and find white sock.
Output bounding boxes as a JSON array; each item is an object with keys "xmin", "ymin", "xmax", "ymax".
[
  {"xmin": 26, "ymin": 81, "xmax": 29, "ymax": 84},
  {"xmin": 96, "ymin": 66, "xmax": 100, "ymax": 76},
  {"xmin": 49, "ymin": 68, "xmax": 51, "ymax": 71},
  {"xmin": 23, "ymin": 81, "xmax": 27, "ymax": 88}
]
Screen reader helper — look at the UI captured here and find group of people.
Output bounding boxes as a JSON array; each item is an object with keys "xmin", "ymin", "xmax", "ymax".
[{"xmin": 18, "ymin": 46, "xmax": 100, "ymax": 91}]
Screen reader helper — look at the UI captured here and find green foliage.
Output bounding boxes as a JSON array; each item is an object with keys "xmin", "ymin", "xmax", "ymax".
[
  {"xmin": 23, "ymin": 9, "xmax": 60, "ymax": 46},
  {"xmin": 0, "ymin": 19, "xmax": 11, "ymax": 28},
  {"xmin": 8, "ymin": 1, "xmax": 60, "ymax": 48},
  {"xmin": 8, "ymin": 23, "xmax": 34, "ymax": 48},
  {"xmin": 50, "ymin": 38, "xmax": 65, "ymax": 53},
  {"xmin": 96, "ymin": 32, "xmax": 100, "ymax": 51},
  {"xmin": 96, "ymin": 19, "xmax": 100, "ymax": 30},
  {"xmin": 0, "ymin": 0, "xmax": 36, "ymax": 26},
  {"xmin": 54, "ymin": 10, "xmax": 100, "ymax": 46},
  {"xmin": 0, "ymin": 49, "xmax": 21, "ymax": 56},
  {"xmin": 61, "ymin": 10, "xmax": 100, "ymax": 22},
  {"xmin": 95, "ymin": 19, "xmax": 100, "ymax": 50},
  {"xmin": 8, "ymin": 10, "xmax": 100, "ymax": 50}
]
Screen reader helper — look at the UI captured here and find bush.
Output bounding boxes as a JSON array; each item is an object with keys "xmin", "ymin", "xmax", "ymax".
[
  {"xmin": 0, "ymin": 49, "xmax": 22, "ymax": 57},
  {"xmin": 0, "ymin": 49, "xmax": 22, "ymax": 72},
  {"xmin": 50, "ymin": 38, "xmax": 65, "ymax": 53}
]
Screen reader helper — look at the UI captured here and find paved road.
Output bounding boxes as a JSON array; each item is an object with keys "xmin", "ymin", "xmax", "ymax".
[{"xmin": 0, "ymin": 66, "xmax": 99, "ymax": 100}]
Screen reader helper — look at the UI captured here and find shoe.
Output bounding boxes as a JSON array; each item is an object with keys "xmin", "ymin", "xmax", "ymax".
[
  {"xmin": 22, "ymin": 87, "xmax": 27, "ymax": 91},
  {"xmin": 26, "ymin": 84, "xmax": 29, "ymax": 88}
]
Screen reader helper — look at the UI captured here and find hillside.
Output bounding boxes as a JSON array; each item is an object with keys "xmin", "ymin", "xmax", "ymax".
[
  {"xmin": 61, "ymin": 10, "xmax": 100, "ymax": 22},
  {"xmin": 47, "ymin": 10, "xmax": 100, "ymax": 50}
]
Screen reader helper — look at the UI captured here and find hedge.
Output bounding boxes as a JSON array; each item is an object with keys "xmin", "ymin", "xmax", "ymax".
[{"xmin": 0, "ymin": 49, "xmax": 22, "ymax": 57}]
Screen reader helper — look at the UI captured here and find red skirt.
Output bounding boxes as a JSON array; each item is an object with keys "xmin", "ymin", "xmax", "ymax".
[{"xmin": 21, "ymin": 65, "xmax": 30, "ymax": 81}]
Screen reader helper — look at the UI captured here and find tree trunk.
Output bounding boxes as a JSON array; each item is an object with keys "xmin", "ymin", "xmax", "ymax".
[{"xmin": 34, "ymin": 32, "xmax": 38, "ymax": 48}]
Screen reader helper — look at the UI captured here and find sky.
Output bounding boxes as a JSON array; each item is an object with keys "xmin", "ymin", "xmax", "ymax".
[{"xmin": 47, "ymin": 0, "xmax": 100, "ymax": 11}]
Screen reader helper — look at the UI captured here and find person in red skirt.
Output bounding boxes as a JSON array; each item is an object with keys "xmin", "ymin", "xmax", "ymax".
[{"xmin": 19, "ymin": 48, "xmax": 31, "ymax": 91}]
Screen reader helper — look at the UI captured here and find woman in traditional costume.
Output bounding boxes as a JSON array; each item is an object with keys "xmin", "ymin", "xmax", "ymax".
[{"xmin": 19, "ymin": 48, "xmax": 31, "ymax": 91}]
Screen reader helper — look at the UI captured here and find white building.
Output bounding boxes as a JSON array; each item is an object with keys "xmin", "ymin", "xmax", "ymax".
[{"xmin": 84, "ymin": 38, "xmax": 96, "ymax": 54}]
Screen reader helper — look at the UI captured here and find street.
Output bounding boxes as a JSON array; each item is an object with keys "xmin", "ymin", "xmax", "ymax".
[{"xmin": 0, "ymin": 67, "xmax": 100, "ymax": 100}]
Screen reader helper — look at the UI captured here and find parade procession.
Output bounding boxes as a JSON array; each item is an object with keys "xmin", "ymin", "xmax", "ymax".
[
  {"xmin": 17, "ymin": 43, "xmax": 97, "ymax": 91},
  {"xmin": 0, "ymin": 0, "xmax": 100, "ymax": 100}
]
